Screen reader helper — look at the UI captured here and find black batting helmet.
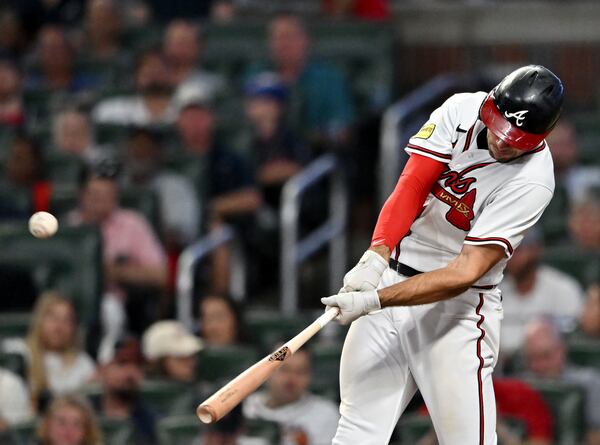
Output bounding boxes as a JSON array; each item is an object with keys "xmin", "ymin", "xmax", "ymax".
[{"xmin": 480, "ymin": 65, "xmax": 564, "ymax": 151}]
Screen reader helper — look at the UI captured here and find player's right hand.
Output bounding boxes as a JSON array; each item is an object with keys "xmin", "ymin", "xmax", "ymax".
[
  {"xmin": 321, "ymin": 290, "xmax": 381, "ymax": 325},
  {"xmin": 340, "ymin": 250, "xmax": 388, "ymax": 293}
]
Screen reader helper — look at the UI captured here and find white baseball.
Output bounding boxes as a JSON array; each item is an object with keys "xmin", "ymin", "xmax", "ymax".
[{"xmin": 28, "ymin": 211, "xmax": 59, "ymax": 239}]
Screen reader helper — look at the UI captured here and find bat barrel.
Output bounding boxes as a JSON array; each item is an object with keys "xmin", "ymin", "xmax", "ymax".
[{"xmin": 197, "ymin": 405, "xmax": 217, "ymax": 424}]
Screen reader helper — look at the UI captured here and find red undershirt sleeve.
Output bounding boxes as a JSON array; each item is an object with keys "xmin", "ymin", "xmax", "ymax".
[{"xmin": 371, "ymin": 154, "xmax": 447, "ymax": 251}]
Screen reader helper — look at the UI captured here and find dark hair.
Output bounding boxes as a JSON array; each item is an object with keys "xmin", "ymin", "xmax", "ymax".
[
  {"xmin": 78, "ymin": 158, "xmax": 122, "ymax": 188},
  {"xmin": 11, "ymin": 132, "xmax": 44, "ymax": 179},
  {"xmin": 127, "ymin": 126, "xmax": 163, "ymax": 146},
  {"xmin": 270, "ymin": 11, "xmax": 308, "ymax": 34},
  {"xmin": 134, "ymin": 47, "xmax": 165, "ymax": 74},
  {"xmin": 197, "ymin": 294, "xmax": 247, "ymax": 344}
]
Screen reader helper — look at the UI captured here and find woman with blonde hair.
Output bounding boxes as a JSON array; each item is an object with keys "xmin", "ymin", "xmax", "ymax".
[
  {"xmin": 4, "ymin": 291, "xmax": 96, "ymax": 410},
  {"xmin": 37, "ymin": 394, "xmax": 103, "ymax": 445}
]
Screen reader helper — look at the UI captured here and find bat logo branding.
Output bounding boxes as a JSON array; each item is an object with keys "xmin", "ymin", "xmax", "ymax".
[
  {"xmin": 269, "ymin": 346, "xmax": 290, "ymax": 362},
  {"xmin": 504, "ymin": 110, "xmax": 528, "ymax": 126}
]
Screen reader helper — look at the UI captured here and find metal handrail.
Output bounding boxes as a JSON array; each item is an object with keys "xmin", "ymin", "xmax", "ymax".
[
  {"xmin": 176, "ymin": 224, "xmax": 246, "ymax": 330},
  {"xmin": 280, "ymin": 154, "xmax": 347, "ymax": 314},
  {"xmin": 378, "ymin": 73, "xmax": 466, "ymax": 206}
]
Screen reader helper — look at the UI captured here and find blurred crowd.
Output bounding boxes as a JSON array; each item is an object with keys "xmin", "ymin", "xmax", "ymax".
[{"xmin": 0, "ymin": 1, "xmax": 599, "ymax": 445}]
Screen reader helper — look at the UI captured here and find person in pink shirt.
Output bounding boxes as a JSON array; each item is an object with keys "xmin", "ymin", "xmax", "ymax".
[{"xmin": 68, "ymin": 161, "xmax": 167, "ymax": 362}]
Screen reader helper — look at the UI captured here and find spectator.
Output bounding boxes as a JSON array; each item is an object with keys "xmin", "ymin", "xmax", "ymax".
[
  {"xmin": 93, "ymin": 49, "xmax": 176, "ymax": 126},
  {"xmin": 122, "ymin": 128, "xmax": 200, "ymax": 248},
  {"xmin": 247, "ymin": 13, "xmax": 354, "ymax": 149},
  {"xmin": 0, "ymin": 367, "xmax": 32, "ymax": 431},
  {"xmin": 243, "ymin": 72, "xmax": 309, "ymax": 208},
  {"xmin": 52, "ymin": 108, "xmax": 107, "ymax": 163},
  {"xmin": 580, "ymin": 284, "xmax": 600, "ymax": 338},
  {"xmin": 522, "ymin": 317, "xmax": 600, "ymax": 445},
  {"xmin": 176, "ymin": 91, "xmax": 261, "ymax": 224},
  {"xmin": 0, "ymin": 133, "xmax": 52, "ymax": 219},
  {"xmin": 0, "ymin": 9, "xmax": 26, "ymax": 59},
  {"xmin": 142, "ymin": 320, "xmax": 203, "ymax": 383},
  {"xmin": 36, "ymin": 394, "xmax": 102, "ymax": 445},
  {"xmin": 93, "ymin": 336, "xmax": 157, "ymax": 445},
  {"xmin": 82, "ymin": 0, "xmax": 123, "ymax": 63},
  {"xmin": 416, "ymin": 378, "xmax": 554, "ymax": 445},
  {"xmin": 242, "ymin": 348, "xmax": 339, "ymax": 445},
  {"xmin": 198, "ymin": 295, "xmax": 243, "ymax": 347},
  {"xmin": 210, "ymin": 0, "xmax": 236, "ymax": 23},
  {"xmin": 500, "ymin": 230, "xmax": 584, "ymax": 359},
  {"xmin": 546, "ymin": 121, "xmax": 600, "ymax": 204},
  {"xmin": 163, "ymin": 20, "xmax": 224, "ymax": 102},
  {"xmin": 568, "ymin": 190, "xmax": 600, "ymax": 251},
  {"xmin": 2, "ymin": 291, "xmax": 95, "ymax": 411},
  {"xmin": 0, "ymin": 59, "xmax": 25, "ymax": 127},
  {"xmin": 25, "ymin": 25, "xmax": 100, "ymax": 94},
  {"xmin": 68, "ymin": 162, "xmax": 167, "ymax": 360}
]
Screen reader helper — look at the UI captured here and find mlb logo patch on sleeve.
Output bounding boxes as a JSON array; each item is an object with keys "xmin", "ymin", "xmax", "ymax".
[{"xmin": 414, "ymin": 123, "xmax": 436, "ymax": 140}]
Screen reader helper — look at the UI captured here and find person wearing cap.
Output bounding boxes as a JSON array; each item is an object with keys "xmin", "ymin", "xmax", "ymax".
[
  {"xmin": 244, "ymin": 72, "xmax": 310, "ymax": 209},
  {"xmin": 93, "ymin": 335, "xmax": 157, "ymax": 445},
  {"xmin": 246, "ymin": 13, "xmax": 354, "ymax": 149},
  {"xmin": 142, "ymin": 320, "xmax": 203, "ymax": 383},
  {"xmin": 500, "ymin": 229, "xmax": 584, "ymax": 362},
  {"xmin": 175, "ymin": 88, "xmax": 261, "ymax": 293}
]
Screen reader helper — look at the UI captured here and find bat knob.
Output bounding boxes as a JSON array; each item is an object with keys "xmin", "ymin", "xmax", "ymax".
[{"xmin": 197, "ymin": 405, "xmax": 216, "ymax": 424}]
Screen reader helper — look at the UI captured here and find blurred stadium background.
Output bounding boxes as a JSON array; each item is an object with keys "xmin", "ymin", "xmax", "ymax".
[{"xmin": 0, "ymin": 0, "xmax": 599, "ymax": 444}]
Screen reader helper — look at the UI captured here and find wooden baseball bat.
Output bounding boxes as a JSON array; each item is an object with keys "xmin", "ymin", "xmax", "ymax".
[{"xmin": 196, "ymin": 307, "xmax": 340, "ymax": 424}]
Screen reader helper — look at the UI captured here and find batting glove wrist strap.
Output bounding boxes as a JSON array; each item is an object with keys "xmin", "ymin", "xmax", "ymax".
[{"xmin": 340, "ymin": 250, "xmax": 388, "ymax": 292}]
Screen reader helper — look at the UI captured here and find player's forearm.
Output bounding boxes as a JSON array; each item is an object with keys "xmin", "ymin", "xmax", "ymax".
[
  {"xmin": 378, "ymin": 265, "xmax": 471, "ymax": 307},
  {"xmin": 378, "ymin": 244, "xmax": 504, "ymax": 307}
]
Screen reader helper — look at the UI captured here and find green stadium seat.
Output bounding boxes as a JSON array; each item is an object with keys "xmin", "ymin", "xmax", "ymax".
[
  {"xmin": 157, "ymin": 415, "xmax": 208, "ymax": 445},
  {"xmin": 0, "ymin": 225, "xmax": 103, "ymax": 327},
  {"xmin": 542, "ymin": 246, "xmax": 600, "ymax": 286},
  {"xmin": 140, "ymin": 379, "xmax": 192, "ymax": 417},
  {"xmin": 310, "ymin": 343, "xmax": 342, "ymax": 402},
  {"xmin": 95, "ymin": 123, "xmax": 132, "ymax": 146},
  {"xmin": 395, "ymin": 413, "xmax": 432, "ymax": 444},
  {"xmin": 44, "ymin": 152, "xmax": 85, "ymax": 187},
  {"xmin": 567, "ymin": 337, "xmax": 600, "ymax": 368},
  {"xmin": 0, "ymin": 188, "xmax": 32, "ymax": 219},
  {"xmin": 0, "ymin": 351, "xmax": 26, "ymax": 377},
  {"xmin": 244, "ymin": 418, "xmax": 281, "ymax": 443},
  {"xmin": 197, "ymin": 345, "xmax": 259, "ymax": 384},
  {"xmin": 0, "ymin": 312, "xmax": 30, "ymax": 339},
  {"xmin": 525, "ymin": 379, "xmax": 585, "ymax": 445},
  {"xmin": 8, "ymin": 418, "xmax": 38, "ymax": 445},
  {"xmin": 244, "ymin": 308, "xmax": 313, "ymax": 352},
  {"xmin": 98, "ymin": 417, "xmax": 135, "ymax": 445}
]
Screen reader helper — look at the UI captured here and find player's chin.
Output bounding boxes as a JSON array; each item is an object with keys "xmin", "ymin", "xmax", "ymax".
[{"xmin": 490, "ymin": 149, "xmax": 516, "ymax": 163}]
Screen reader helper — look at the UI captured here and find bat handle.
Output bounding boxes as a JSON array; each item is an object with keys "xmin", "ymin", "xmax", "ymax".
[{"xmin": 316, "ymin": 307, "xmax": 340, "ymax": 327}]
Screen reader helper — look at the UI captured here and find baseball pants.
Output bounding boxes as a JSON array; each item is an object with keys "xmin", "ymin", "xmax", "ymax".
[{"xmin": 332, "ymin": 268, "xmax": 503, "ymax": 445}]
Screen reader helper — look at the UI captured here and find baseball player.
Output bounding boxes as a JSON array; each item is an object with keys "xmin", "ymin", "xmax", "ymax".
[{"xmin": 321, "ymin": 65, "xmax": 564, "ymax": 445}]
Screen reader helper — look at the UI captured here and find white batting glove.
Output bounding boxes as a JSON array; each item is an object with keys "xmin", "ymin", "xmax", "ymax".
[
  {"xmin": 321, "ymin": 290, "xmax": 381, "ymax": 325},
  {"xmin": 340, "ymin": 250, "xmax": 388, "ymax": 293}
]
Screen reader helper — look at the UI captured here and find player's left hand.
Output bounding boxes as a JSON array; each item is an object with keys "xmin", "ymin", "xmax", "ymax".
[{"xmin": 321, "ymin": 290, "xmax": 381, "ymax": 325}]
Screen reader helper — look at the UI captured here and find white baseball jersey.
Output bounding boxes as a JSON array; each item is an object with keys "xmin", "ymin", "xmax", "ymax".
[
  {"xmin": 332, "ymin": 92, "xmax": 557, "ymax": 445},
  {"xmin": 392, "ymin": 92, "xmax": 554, "ymax": 286}
]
